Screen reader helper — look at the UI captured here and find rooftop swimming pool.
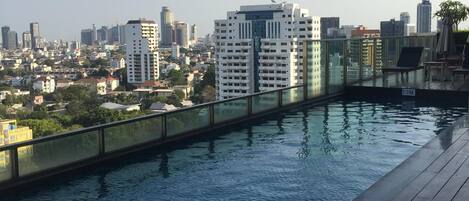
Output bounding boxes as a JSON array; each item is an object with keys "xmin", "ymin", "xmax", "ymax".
[{"xmin": 3, "ymin": 97, "xmax": 467, "ymax": 201}]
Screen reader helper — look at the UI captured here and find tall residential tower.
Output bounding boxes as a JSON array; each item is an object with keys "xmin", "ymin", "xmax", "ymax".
[
  {"xmin": 160, "ymin": 7, "xmax": 175, "ymax": 47},
  {"xmin": 214, "ymin": 3, "xmax": 321, "ymax": 100},
  {"xmin": 125, "ymin": 19, "xmax": 160, "ymax": 84},
  {"xmin": 417, "ymin": 0, "xmax": 432, "ymax": 33}
]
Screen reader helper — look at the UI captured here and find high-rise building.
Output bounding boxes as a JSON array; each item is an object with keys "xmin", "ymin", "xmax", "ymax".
[
  {"xmin": 30, "ymin": 22, "xmax": 40, "ymax": 49},
  {"xmin": 320, "ymin": 17, "xmax": 340, "ymax": 39},
  {"xmin": 175, "ymin": 21, "xmax": 189, "ymax": 48},
  {"xmin": 1, "ymin": 26, "xmax": 10, "ymax": 49},
  {"xmin": 97, "ymin": 26, "xmax": 109, "ymax": 43},
  {"xmin": 400, "ymin": 12, "xmax": 411, "ymax": 25},
  {"xmin": 92, "ymin": 24, "xmax": 98, "ymax": 45},
  {"xmin": 119, "ymin": 25, "xmax": 127, "ymax": 45},
  {"xmin": 7, "ymin": 31, "xmax": 18, "ymax": 50},
  {"xmin": 81, "ymin": 29, "xmax": 93, "ymax": 46},
  {"xmin": 125, "ymin": 19, "xmax": 160, "ymax": 84},
  {"xmin": 22, "ymin": 32, "xmax": 32, "ymax": 49},
  {"xmin": 161, "ymin": 7, "xmax": 175, "ymax": 47},
  {"xmin": 190, "ymin": 24, "xmax": 197, "ymax": 42},
  {"xmin": 214, "ymin": 3, "xmax": 321, "ymax": 100},
  {"xmin": 380, "ymin": 19, "xmax": 405, "ymax": 37},
  {"xmin": 417, "ymin": 0, "xmax": 432, "ymax": 33},
  {"xmin": 109, "ymin": 25, "xmax": 120, "ymax": 44},
  {"xmin": 405, "ymin": 24, "xmax": 417, "ymax": 36}
]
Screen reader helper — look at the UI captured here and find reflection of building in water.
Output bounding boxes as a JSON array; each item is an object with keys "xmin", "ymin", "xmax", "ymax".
[{"xmin": 0, "ymin": 120, "xmax": 33, "ymax": 169}]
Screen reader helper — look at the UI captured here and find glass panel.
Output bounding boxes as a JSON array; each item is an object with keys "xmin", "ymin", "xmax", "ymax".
[
  {"xmin": 282, "ymin": 87, "xmax": 303, "ymax": 106},
  {"xmin": 347, "ymin": 39, "xmax": 361, "ymax": 84},
  {"xmin": 214, "ymin": 98, "xmax": 248, "ymax": 124},
  {"xmin": 166, "ymin": 107, "xmax": 210, "ymax": 137},
  {"xmin": 105, "ymin": 117, "xmax": 163, "ymax": 152},
  {"xmin": 328, "ymin": 40, "xmax": 345, "ymax": 93},
  {"xmin": 18, "ymin": 131, "xmax": 99, "ymax": 176},
  {"xmin": 252, "ymin": 91, "xmax": 278, "ymax": 114},
  {"xmin": 0, "ymin": 150, "xmax": 11, "ymax": 182},
  {"xmin": 305, "ymin": 40, "xmax": 326, "ymax": 99}
]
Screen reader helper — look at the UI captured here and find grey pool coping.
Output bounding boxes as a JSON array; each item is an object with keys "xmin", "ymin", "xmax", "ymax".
[{"xmin": 355, "ymin": 115, "xmax": 469, "ymax": 201}]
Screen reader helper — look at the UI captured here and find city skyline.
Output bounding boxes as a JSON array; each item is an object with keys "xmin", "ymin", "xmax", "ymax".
[{"xmin": 1, "ymin": 0, "xmax": 468, "ymax": 41}]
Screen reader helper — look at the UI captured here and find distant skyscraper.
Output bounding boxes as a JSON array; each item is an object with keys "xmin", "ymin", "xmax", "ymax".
[
  {"xmin": 400, "ymin": 12, "xmax": 410, "ymax": 24},
  {"xmin": 81, "ymin": 29, "xmax": 93, "ymax": 46},
  {"xmin": 119, "ymin": 25, "xmax": 127, "ymax": 45},
  {"xmin": 175, "ymin": 21, "xmax": 189, "ymax": 48},
  {"xmin": 417, "ymin": 0, "xmax": 432, "ymax": 33},
  {"xmin": 30, "ymin": 22, "xmax": 40, "ymax": 49},
  {"xmin": 1, "ymin": 26, "xmax": 10, "ymax": 49},
  {"xmin": 190, "ymin": 24, "xmax": 197, "ymax": 42},
  {"xmin": 125, "ymin": 19, "xmax": 160, "ymax": 84},
  {"xmin": 97, "ymin": 26, "xmax": 109, "ymax": 43},
  {"xmin": 380, "ymin": 19, "xmax": 405, "ymax": 37},
  {"xmin": 214, "ymin": 3, "xmax": 321, "ymax": 100},
  {"xmin": 7, "ymin": 31, "xmax": 18, "ymax": 50},
  {"xmin": 320, "ymin": 17, "xmax": 340, "ymax": 39},
  {"xmin": 109, "ymin": 25, "xmax": 120, "ymax": 44},
  {"xmin": 22, "ymin": 32, "xmax": 32, "ymax": 49},
  {"xmin": 161, "ymin": 7, "xmax": 175, "ymax": 47},
  {"xmin": 92, "ymin": 24, "xmax": 97, "ymax": 45}
]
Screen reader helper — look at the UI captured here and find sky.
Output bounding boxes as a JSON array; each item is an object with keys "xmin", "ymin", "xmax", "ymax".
[{"xmin": 1, "ymin": 0, "xmax": 469, "ymax": 41}]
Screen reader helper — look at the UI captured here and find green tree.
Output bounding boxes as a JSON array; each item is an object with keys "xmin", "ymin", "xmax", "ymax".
[
  {"xmin": 168, "ymin": 69, "xmax": 187, "ymax": 86},
  {"xmin": 174, "ymin": 90, "xmax": 185, "ymax": 100},
  {"xmin": 19, "ymin": 119, "xmax": 64, "ymax": 138},
  {"xmin": 435, "ymin": 0, "xmax": 469, "ymax": 30}
]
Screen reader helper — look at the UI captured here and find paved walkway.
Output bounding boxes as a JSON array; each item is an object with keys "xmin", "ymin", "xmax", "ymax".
[{"xmin": 356, "ymin": 116, "xmax": 469, "ymax": 201}]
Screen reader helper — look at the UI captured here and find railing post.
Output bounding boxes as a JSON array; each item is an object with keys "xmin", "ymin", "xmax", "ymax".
[
  {"xmin": 325, "ymin": 41, "xmax": 330, "ymax": 95},
  {"xmin": 372, "ymin": 38, "xmax": 377, "ymax": 80},
  {"xmin": 247, "ymin": 96, "xmax": 252, "ymax": 115},
  {"xmin": 302, "ymin": 41, "xmax": 309, "ymax": 101},
  {"xmin": 10, "ymin": 147, "xmax": 19, "ymax": 180},
  {"xmin": 98, "ymin": 128, "xmax": 105, "ymax": 155},
  {"xmin": 343, "ymin": 40, "xmax": 348, "ymax": 86},
  {"xmin": 209, "ymin": 105, "xmax": 215, "ymax": 125},
  {"xmin": 162, "ymin": 114, "xmax": 167, "ymax": 138},
  {"xmin": 358, "ymin": 39, "xmax": 364, "ymax": 83},
  {"xmin": 278, "ymin": 90, "xmax": 283, "ymax": 108}
]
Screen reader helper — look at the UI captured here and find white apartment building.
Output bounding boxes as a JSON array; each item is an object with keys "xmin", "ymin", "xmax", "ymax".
[
  {"xmin": 214, "ymin": 3, "xmax": 321, "ymax": 100},
  {"xmin": 125, "ymin": 19, "xmax": 160, "ymax": 84},
  {"xmin": 33, "ymin": 76, "xmax": 55, "ymax": 94}
]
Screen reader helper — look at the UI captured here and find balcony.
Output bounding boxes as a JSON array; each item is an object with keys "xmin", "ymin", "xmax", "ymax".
[{"xmin": 2, "ymin": 35, "xmax": 469, "ymax": 200}]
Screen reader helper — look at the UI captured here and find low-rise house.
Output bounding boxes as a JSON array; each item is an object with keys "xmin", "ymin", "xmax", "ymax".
[
  {"xmin": 0, "ymin": 59, "xmax": 22, "ymax": 69},
  {"xmin": 105, "ymin": 76, "xmax": 120, "ymax": 91},
  {"xmin": 33, "ymin": 96, "xmax": 44, "ymax": 105},
  {"xmin": 110, "ymin": 58, "xmax": 125, "ymax": 69},
  {"xmin": 100, "ymin": 102, "xmax": 140, "ymax": 112},
  {"xmin": 137, "ymin": 80, "xmax": 169, "ymax": 90},
  {"xmin": 56, "ymin": 79, "xmax": 74, "ymax": 89},
  {"xmin": 150, "ymin": 103, "xmax": 177, "ymax": 113},
  {"xmin": 173, "ymin": 85, "xmax": 194, "ymax": 100},
  {"xmin": 181, "ymin": 100, "xmax": 194, "ymax": 107},
  {"xmin": 33, "ymin": 76, "xmax": 55, "ymax": 93},
  {"xmin": 75, "ymin": 78, "xmax": 107, "ymax": 95},
  {"xmin": 11, "ymin": 77, "xmax": 25, "ymax": 87},
  {"xmin": 155, "ymin": 89, "xmax": 174, "ymax": 98}
]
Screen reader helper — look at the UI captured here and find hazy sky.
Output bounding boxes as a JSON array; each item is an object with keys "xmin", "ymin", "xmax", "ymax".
[{"xmin": 1, "ymin": 0, "xmax": 469, "ymax": 41}]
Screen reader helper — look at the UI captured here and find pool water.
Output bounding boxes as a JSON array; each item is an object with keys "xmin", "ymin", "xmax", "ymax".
[{"xmin": 3, "ymin": 98, "xmax": 467, "ymax": 201}]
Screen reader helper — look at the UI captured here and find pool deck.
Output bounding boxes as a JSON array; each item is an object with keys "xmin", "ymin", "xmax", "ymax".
[{"xmin": 355, "ymin": 116, "xmax": 469, "ymax": 201}]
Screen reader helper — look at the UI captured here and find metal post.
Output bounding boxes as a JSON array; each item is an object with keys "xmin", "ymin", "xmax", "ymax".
[
  {"xmin": 278, "ymin": 90, "xmax": 283, "ymax": 108},
  {"xmin": 303, "ymin": 41, "xmax": 309, "ymax": 101},
  {"xmin": 161, "ymin": 115, "xmax": 167, "ymax": 138},
  {"xmin": 358, "ymin": 39, "xmax": 363, "ymax": 83},
  {"xmin": 343, "ymin": 40, "xmax": 348, "ymax": 86},
  {"xmin": 325, "ymin": 41, "xmax": 330, "ymax": 95},
  {"xmin": 247, "ymin": 96, "xmax": 252, "ymax": 115},
  {"xmin": 209, "ymin": 105, "xmax": 215, "ymax": 125},
  {"xmin": 10, "ymin": 148, "xmax": 19, "ymax": 180},
  {"xmin": 98, "ymin": 128, "xmax": 105, "ymax": 155}
]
